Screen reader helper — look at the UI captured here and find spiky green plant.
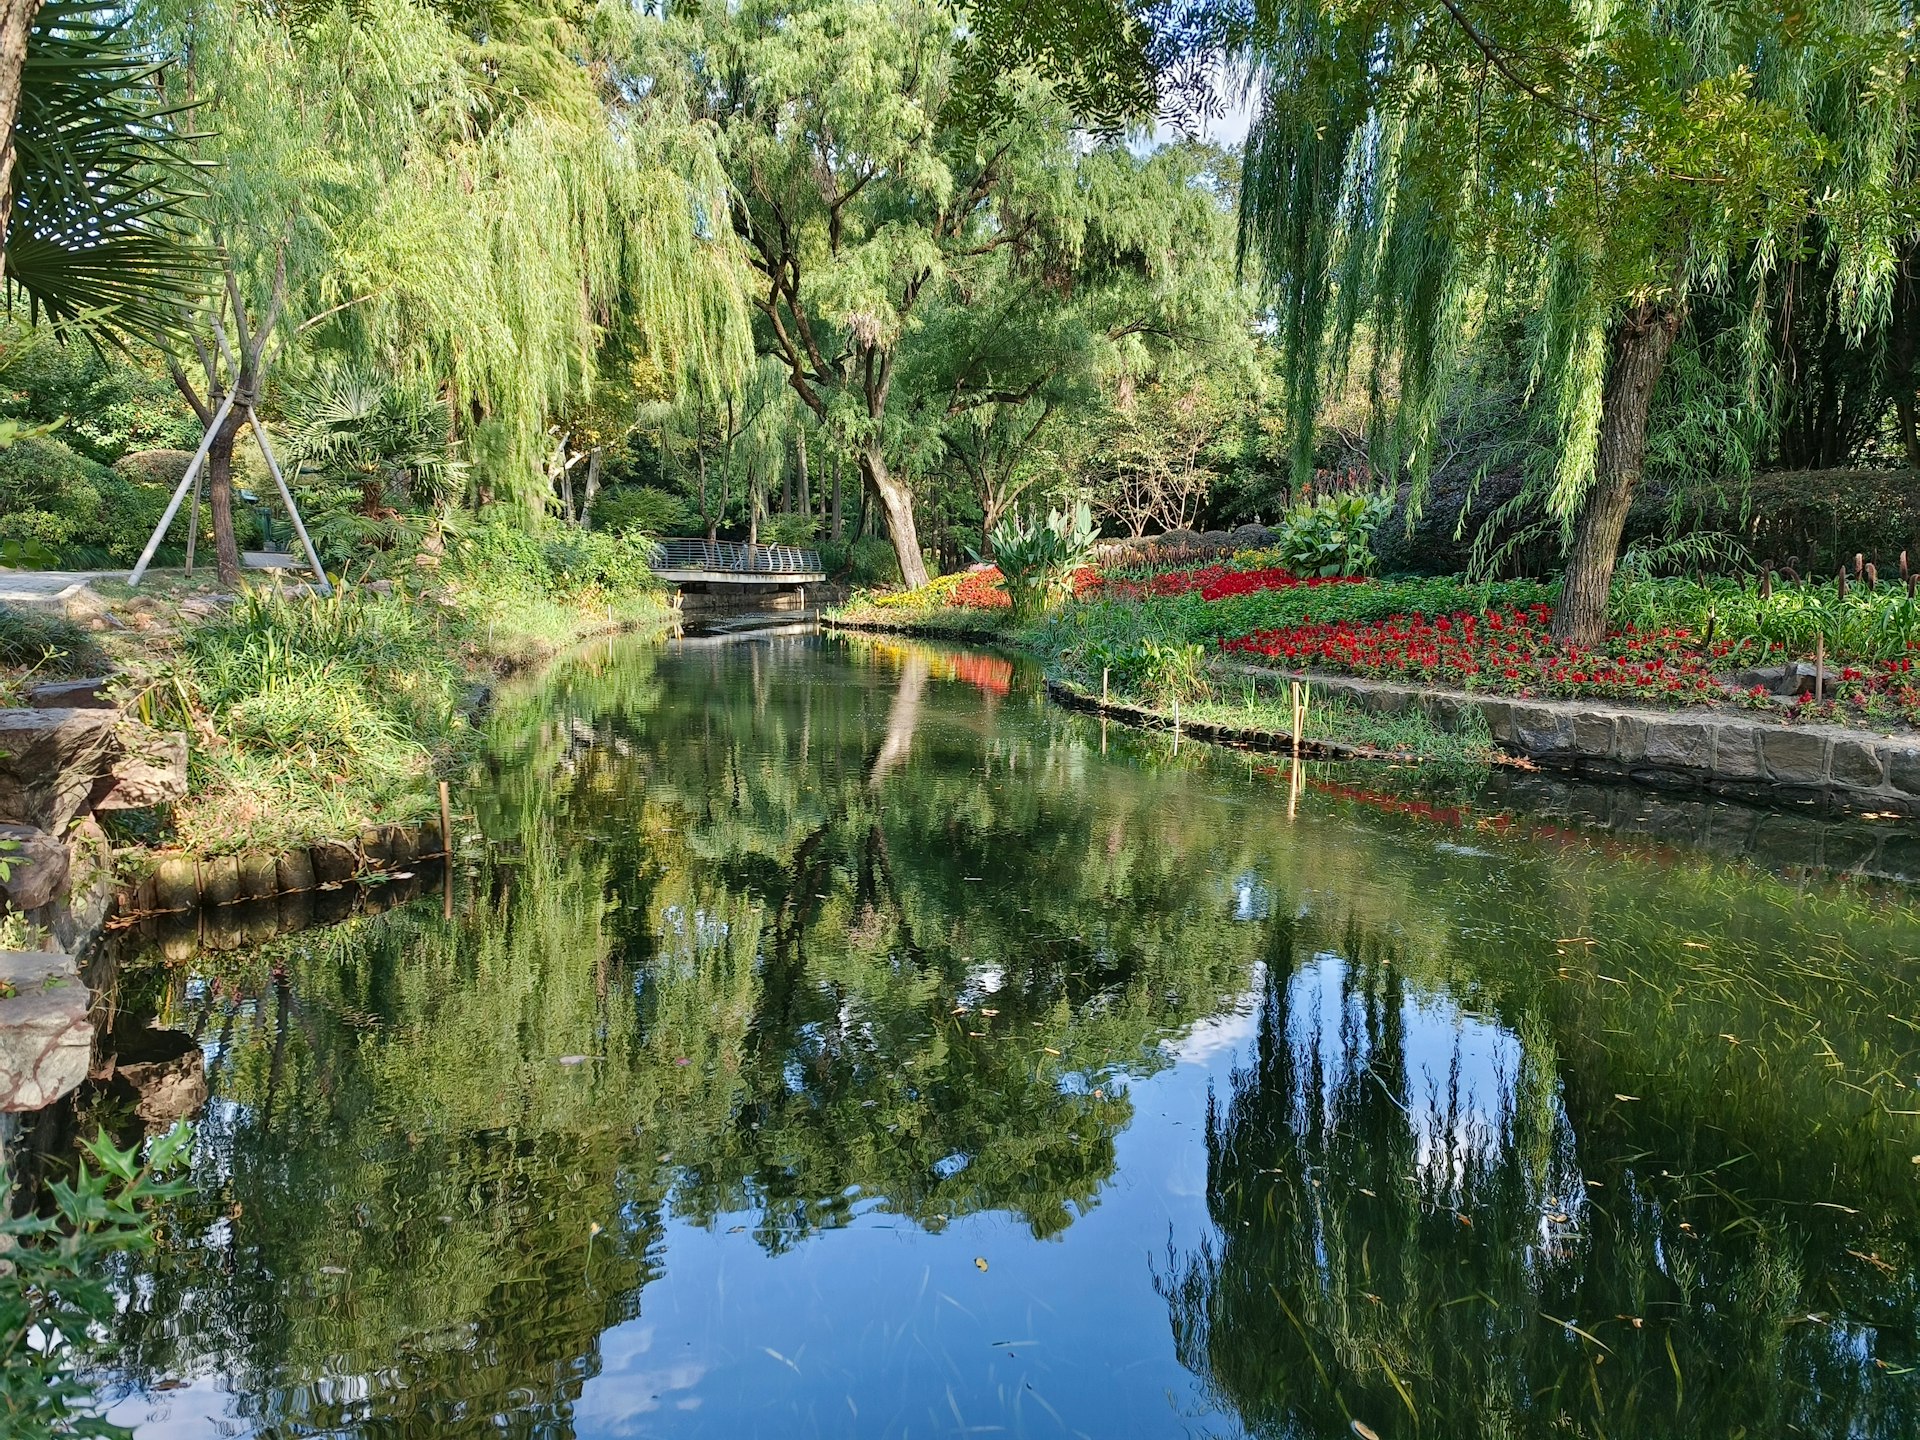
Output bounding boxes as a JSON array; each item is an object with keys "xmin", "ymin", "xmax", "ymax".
[{"xmin": 5, "ymin": 2, "xmax": 207, "ymax": 339}]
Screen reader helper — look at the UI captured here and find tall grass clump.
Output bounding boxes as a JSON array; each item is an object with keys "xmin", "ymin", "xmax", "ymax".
[
  {"xmin": 0, "ymin": 603, "xmax": 103, "ymax": 687},
  {"xmin": 446, "ymin": 518, "xmax": 668, "ymax": 660},
  {"xmin": 173, "ymin": 587, "xmax": 469, "ymax": 851}
]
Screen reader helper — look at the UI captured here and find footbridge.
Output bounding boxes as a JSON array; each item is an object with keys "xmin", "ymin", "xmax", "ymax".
[{"xmin": 653, "ymin": 539, "xmax": 825, "ymax": 611}]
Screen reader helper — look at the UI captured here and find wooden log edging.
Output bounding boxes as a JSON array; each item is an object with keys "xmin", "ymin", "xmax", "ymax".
[{"xmin": 112, "ymin": 819, "xmax": 454, "ymax": 919}]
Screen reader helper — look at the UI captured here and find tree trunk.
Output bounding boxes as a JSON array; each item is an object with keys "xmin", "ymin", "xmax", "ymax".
[
  {"xmin": 1551, "ymin": 303, "xmax": 1683, "ymax": 645},
  {"xmin": 861, "ymin": 444, "xmax": 928, "ymax": 588},
  {"xmin": 830, "ymin": 451, "xmax": 843, "ymax": 540},
  {"xmin": 796, "ymin": 430, "xmax": 811, "ymax": 521},
  {"xmin": 580, "ymin": 447, "xmax": 603, "ymax": 528},
  {"xmin": 0, "ymin": 0, "xmax": 43, "ymax": 275},
  {"xmin": 205, "ymin": 406, "xmax": 249, "ymax": 587}
]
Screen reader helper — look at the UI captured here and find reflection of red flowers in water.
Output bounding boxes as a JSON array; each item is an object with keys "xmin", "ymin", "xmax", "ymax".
[{"xmin": 951, "ymin": 652, "xmax": 1013, "ymax": 696}]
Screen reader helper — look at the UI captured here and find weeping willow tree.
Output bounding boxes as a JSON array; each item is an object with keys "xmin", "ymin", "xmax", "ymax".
[
  {"xmin": 1235, "ymin": 0, "xmax": 1918, "ymax": 642},
  {"xmin": 142, "ymin": 0, "xmax": 751, "ymax": 581}
]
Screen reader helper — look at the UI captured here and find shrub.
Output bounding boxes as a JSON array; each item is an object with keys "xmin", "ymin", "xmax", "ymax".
[
  {"xmin": 1274, "ymin": 489, "xmax": 1392, "ymax": 577},
  {"xmin": 760, "ymin": 513, "xmax": 820, "ymax": 546},
  {"xmin": 821, "ymin": 535, "xmax": 902, "ymax": 586},
  {"xmin": 989, "ymin": 501, "xmax": 1097, "ymax": 622},
  {"xmin": 591, "ymin": 485, "xmax": 697, "ymax": 536},
  {"xmin": 1, "ymin": 1125, "xmax": 193, "ymax": 1440}
]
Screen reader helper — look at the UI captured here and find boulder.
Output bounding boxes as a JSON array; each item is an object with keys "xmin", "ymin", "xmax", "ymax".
[
  {"xmin": 0, "ymin": 951, "xmax": 90, "ymax": 1112},
  {"xmin": 0, "ymin": 823, "xmax": 70, "ymax": 911},
  {"xmin": 23, "ymin": 676, "xmax": 114, "ymax": 709},
  {"xmin": 89, "ymin": 726, "xmax": 188, "ymax": 810},
  {"xmin": 0, "ymin": 708, "xmax": 118, "ymax": 831},
  {"xmin": 100, "ymin": 1025, "xmax": 207, "ymax": 1124}
]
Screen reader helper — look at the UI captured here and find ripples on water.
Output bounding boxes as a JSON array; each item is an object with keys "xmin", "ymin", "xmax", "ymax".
[{"xmin": 66, "ymin": 632, "xmax": 1920, "ymax": 1438}]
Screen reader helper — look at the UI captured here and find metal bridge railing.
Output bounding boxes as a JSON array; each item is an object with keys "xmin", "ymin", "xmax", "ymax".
[{"xmin": 655, "ymin": 538, "xmax": 823, "ymax": 575}]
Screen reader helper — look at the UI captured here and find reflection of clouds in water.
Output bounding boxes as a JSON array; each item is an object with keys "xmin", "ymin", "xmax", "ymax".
[
  {"xmin": 958, "ymin": 963, "xmax": 1005, "ymax": 1005},
  {"xmin": 1287, "ymin": 952, "xmax": 1584, "ymax": 1243},
  {"xmin": 1231, "ymin": 874, "xmax": 1272, "ymax": 922},
  {"xmin": 1170, "ymin": 964, "xmax": 1267, "ymax": 1067},
  {"xmin": 576, "ymin": 1324, "xmax": 709, "ymax": 1433}
]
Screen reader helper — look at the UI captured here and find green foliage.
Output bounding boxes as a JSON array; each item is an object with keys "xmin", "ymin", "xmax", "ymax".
[
  {"xmin": 989, "ymin": 500, "xmax": 1096, "ymax": 621},
  {"xmin": 175, "ymin": 586, "xmax": 468, "ymax": 847},
  {"xmin": 1274, "ymin": 488, "xmax": 1390, "ymax": 577},
  {"xmin": 281, "ymin": 369, "xmax": 464, "ymax": 513},
  {"xmin": 0, "ymin": 602, "xmax": 103, "ymax": 677},
  {"xmin": 759, "ymin": 513, "xmax": 820, "ymax": 547},
  {"xmin": 821, "ymin": 535, "xmax": 904, "ymax": 587},
  {"xmin": 0, "ymin": 323, "xmax": 198, "ymax": 462},
  {"xmin": 7, "ymin": 3, "xmax": 209, "ymax": 340},
  {"xmin": 591, "ymin": 486, "xmax": 696, "ymax": 537},
  {"xmin": 1610, "ymin": 572, "xmax": 1920, "ymax": 663},
  {"xmin": 153, "ymin": 0, "xmax": 752, "ymax": 509},
  {"xmin": 450, "ymin": 518, "xmax": 661, "ymax": 604},
  {"xmin": 0, "ymin": 433, "xmax": 182, "ymax": 566},
  {"xmin": 0, "ymin": 1124, "xmax": 193, "ymax": 1440}
]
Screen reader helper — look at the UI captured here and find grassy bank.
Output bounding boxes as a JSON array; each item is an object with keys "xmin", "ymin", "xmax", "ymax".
[
  {"xmin": 831, "ymin": 554, "xmax": 1920, "ymax": 744},
  {"xmin": 1, "ymin": 525, "xmax": 673, "ymax": 858}
]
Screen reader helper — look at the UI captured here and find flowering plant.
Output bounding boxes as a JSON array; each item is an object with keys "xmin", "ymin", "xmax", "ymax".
[{"xmin": 1221, "ymin": 603, "xmax": 1920, "ymax": 724}]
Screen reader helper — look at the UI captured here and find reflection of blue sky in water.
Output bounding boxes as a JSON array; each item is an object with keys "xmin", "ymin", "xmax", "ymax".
[{"xmin": 1284, "ymin": 951, "xmax": 1588, "ymax": 1260}]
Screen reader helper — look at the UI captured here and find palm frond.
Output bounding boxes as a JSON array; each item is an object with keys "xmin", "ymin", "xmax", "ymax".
[{"xmin": 5, "ymin": 1, "xmax": 211, "ymax": 341}]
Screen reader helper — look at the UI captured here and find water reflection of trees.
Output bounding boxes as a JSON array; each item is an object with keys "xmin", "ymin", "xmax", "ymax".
[
  {"xmin": 109, "ymin": 634, "xmax": 1285, "ymax": 1433},
  {"xmin": 1164, "ymin": 910, "xmax": 1919, "ymax": 1440}
]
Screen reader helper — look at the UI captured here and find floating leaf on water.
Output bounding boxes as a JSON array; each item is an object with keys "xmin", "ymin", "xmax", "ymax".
[
  {"xmin": 1614, "ymin": 1094, "xmax": 1640, "ymax": 1102},
  {"xmin": 974, "ymin": 1257, "xmax": 989, "ymax": 1272},
  {"xmin": 1350, "ymin": 1422, "xmax": 1382, "ymax": 1440}
]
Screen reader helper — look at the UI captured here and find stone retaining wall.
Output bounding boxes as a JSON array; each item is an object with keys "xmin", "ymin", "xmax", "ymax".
[{"xmin": 1234, "ymin": 664, "xmax": 1920, "ymax": 816}]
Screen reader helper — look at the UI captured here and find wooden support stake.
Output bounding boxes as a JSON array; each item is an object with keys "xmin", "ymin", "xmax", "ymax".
[
  {"xmin": 248, "ymin": 408, "xmax": 333, "ymax": 596},
  {"xmin": 1814, "ymin": 633, "xmax": 1825, "ymax": 705},
  {"xmin": 1101, "ymin": 667, "xmax": 1109, "ymax": 705},
  {"xmin": 129, "ymin": 388, "xmax": 240, "ymax": 586},
  {"xmin": 438, "ymin": 780, "xmax": 455, "ymax": 920}
]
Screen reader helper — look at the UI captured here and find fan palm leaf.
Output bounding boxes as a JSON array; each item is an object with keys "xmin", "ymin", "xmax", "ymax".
[{"xmin": 5, "ymin": 1, "xmax": 209, "ymax": 340}]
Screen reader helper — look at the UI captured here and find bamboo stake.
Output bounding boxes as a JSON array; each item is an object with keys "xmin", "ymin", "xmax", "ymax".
[
  {"xmin": 438, "ymin": 780, "xmax": 455, "ymax": 920},
  {"xmin": 183, "ymin": 468, "xmax": 204, "ymax": 575},
  {"xmin": 248, "ymin": 408, "xmax": 333, "ymax": 596},
  {"xmin": 1815, "ymin": 632, "xmax": 1825, "ymax": 705},
  {"xmin": 128, "ymin": 388, "xmax": 240, "ymax": 586},
  {"xmin": 1101, "ymin": 666, "xmax": 1109, "ymax": 705}
]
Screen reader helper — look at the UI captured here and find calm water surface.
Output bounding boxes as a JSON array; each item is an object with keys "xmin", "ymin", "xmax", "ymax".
[{"xmin": 94, "ymin": 632, "xmax": 1920, "ymax": 1438}]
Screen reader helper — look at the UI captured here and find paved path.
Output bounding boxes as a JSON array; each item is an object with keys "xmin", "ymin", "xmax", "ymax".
[{"xmin": 0, "ymin": 570, "xmax": 128, "ymax": 605}]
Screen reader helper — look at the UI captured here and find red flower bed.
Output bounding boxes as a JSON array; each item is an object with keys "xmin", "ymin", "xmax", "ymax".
[
  {"xmin": 1090, "ymin": 564, "xmax": 1366, "ymax": 602},
  {"xmin": 951, "ymin": 567, "xmax": 1011, "ymax": 609},
  {"xmin": 1222, "ymin": 604, "xmax": 1739, "ymax": 698},
  {"xmin": 1221, "ymin": 603, "xmax": 1920, "ymax": 720},
  {"xmin": 946, "ymin": 565, "xmax": 1103, "ymax": 609}
]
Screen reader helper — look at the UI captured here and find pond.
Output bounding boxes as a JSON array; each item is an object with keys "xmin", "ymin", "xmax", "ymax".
[{"xmin": 83, "ymin": 630, "xmax": 1920, "ymax": 1438}]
